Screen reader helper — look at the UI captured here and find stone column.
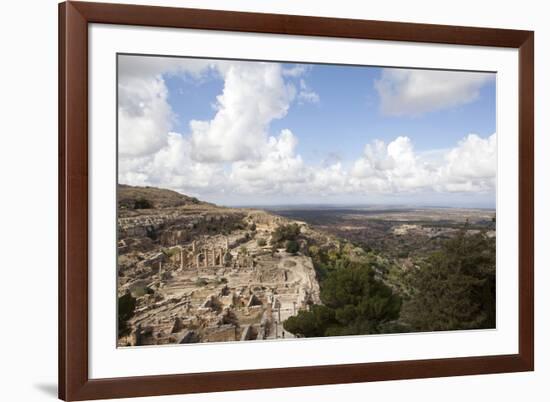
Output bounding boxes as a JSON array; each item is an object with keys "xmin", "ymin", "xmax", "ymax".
[
  {"xmin": 205, "ymin": 249, "xmax": 209, "ymax": 267},
  {"xmin": 180, "ymin": 248, "xmax": 184, "ymax": 270}
]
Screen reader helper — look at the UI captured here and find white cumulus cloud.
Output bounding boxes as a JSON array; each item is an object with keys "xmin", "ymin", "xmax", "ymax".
[
  {"xmin": 189, "ymin": 62, "xmax": 296, "ymax": 163},
  {"xmin": 117, "ymin": 55, "xmax": 496, "ymax": 204},
  {"xmin": 375, "ymin": 68, "xmax": 494, "ymax": 117},
  {"xmin": 117, "ymin": 55, "xmax": 222, "ymax": 158},
  {"xmin": 118, "ymin": 75, "xmax": 173, "ymax": 157},
  {"xmin": 437, "ymin": 133, "xmax": 496, "ymax": 192},
  {"xmin": 230, "ymin": 129, "xmax": 308, "ymax": 194},
  {"xmin": 350, "ymin": 136, "xmax": 435, "ymax": 193}
]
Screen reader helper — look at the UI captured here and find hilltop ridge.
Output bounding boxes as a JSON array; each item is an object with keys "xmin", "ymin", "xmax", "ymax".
[{"xmin": 118, "ymin": 184, "xmax": 209, "ymax": 209}]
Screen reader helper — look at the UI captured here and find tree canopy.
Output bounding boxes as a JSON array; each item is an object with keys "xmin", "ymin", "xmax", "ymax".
[
  {"xmin": 271, "ymin": 223, "xmax": 301, "ymax": 247},
  {"xmin": 284, "ymin": 262, "xmax": 402, "ymax": 337},
  {"xmin": 401, "ymin": 229, "xmax": 496, "ymax": 331},
  {"xmin": 285, "ymin": 225, "xmax": 495, "ymax": 337}
]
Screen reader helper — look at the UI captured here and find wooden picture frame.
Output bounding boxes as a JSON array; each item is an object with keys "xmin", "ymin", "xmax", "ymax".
[{"xmin": 59, "ymin": 1, "xmax": 534, "ymax": 400}]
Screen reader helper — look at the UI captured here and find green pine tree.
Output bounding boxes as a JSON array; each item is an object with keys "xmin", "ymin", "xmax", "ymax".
[{"xmin": 401, "ymin": 227, "xmax": 496, "ymax": 331}]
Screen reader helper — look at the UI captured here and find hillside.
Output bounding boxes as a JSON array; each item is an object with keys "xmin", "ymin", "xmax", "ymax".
[{"xmin": 118, "ymin": 184, "xmax": 207, "ymax": 209}]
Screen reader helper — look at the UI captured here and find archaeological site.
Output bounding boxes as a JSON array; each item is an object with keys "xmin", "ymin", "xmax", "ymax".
[
  {"xmin": 117, "ymin": 185, "xmax": 323, "ymax": 346},
  {"xmin": 117, "ymin": 184, "xmax": 497, "ymax": 347}
]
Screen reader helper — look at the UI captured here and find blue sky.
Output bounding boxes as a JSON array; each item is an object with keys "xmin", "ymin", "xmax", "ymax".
[
  {"xmin": 165, "ymin": 62, "xmax": 495, "ymax": 169},
  {"xmin": 118, "ymin": 55, "xmax": 497, "ymax": 207}
]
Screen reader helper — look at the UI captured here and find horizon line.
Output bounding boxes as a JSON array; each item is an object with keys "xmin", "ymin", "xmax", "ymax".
[{"xmin": 224, "ymin": 203, "xmax": 497, "ymax": 210}]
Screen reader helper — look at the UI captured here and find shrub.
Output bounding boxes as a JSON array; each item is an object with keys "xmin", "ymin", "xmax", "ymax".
[
  {"xmin": 224, "ymin": 252, "xmax": 233, "ymax": 265},
  {"xmin": 118, "ymin": 293, "xmax": 137, "ymax": 336},
  {"xmin": 195, "ymin": 278, "xmax": 208, "ymax": 286},
  {"xmin": 271, "ymin": 223, "xmax": 301, "ymax": 245},
  {"xmin": 134, "ymin": 197, "xmax": 153, "ymax": 209},
  {"xmin": 308, "ymin": 245, "xmax": 320, "ymax": 256},
  {"xmin": 145, "ymin": 226, "xmax": 157, "ymax": 240},
  {"xmin": 257, "ymin": 238, "xmax": 267, "ymax": 247},
  {"xmin": 286, "ymin": 240, "xmax": 300, "ymax": 254},
  {"xmin": 162, "ymin": 248, "xmax": 178, "ymax": 257}
]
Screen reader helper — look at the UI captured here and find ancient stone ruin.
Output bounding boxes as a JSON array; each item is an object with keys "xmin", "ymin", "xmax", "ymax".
[{"xmin": 117, "ymin": 203, "xmax": 321, "ymax": 346}]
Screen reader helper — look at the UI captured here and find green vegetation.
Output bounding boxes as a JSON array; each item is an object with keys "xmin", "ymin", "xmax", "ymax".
[
  {"xmin": 118, "ymin": 293, "xmax": 137, "ymax": 336},
  {"xmin": 145, "ymin": 226, "xmax": 157, "ymax": 240},
  {"xmin": 285, "ymin": 239, "xmax": 300, "ymax": 254},
  {"xmin": 401, "ymin": 228, "xmax": 496, "ymax": 331},
  {"xmin": 130, "ymin": 284, "xmax": 154, "ymax": 298},
  {"xmin": 162, "ymin": 247, "xmax": 178, "ymax": 258},
  {"xmin": 195, "ymin": 278, "xmax": 209, "ymax": 286},
  {"xmin": 284, "ymin": 224, "xmax": 495, "ymax": 337},
  {"xmin": 134, "ymin": 197, "xmax": 153, "ymax": 209},
  {"xmin": 224, "ymin": 252, "xmax": 233, "ymax": 264},
  {"xmin": 271, "ymin": 223, "xmax": 301, "ymax": 247},
  {"xmin": 284, "ymin": 263, "xmax": 401, "ymax": 337},
  {"xmin": 308, "ymin": 241, "xmax": 374, "ymax": 281},
  {"xmin": 257, "ymin": 238, "xmax": 267, "ymax": 247},
  {"xmin": 195, "ymin": 277, "xmax": 227, "ymax": 286}
]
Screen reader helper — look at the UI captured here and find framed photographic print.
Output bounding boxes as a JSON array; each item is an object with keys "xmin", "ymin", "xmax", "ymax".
[{"xmin": 59, "ymin": 1, "xmax": 534, "ymax": 400}]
